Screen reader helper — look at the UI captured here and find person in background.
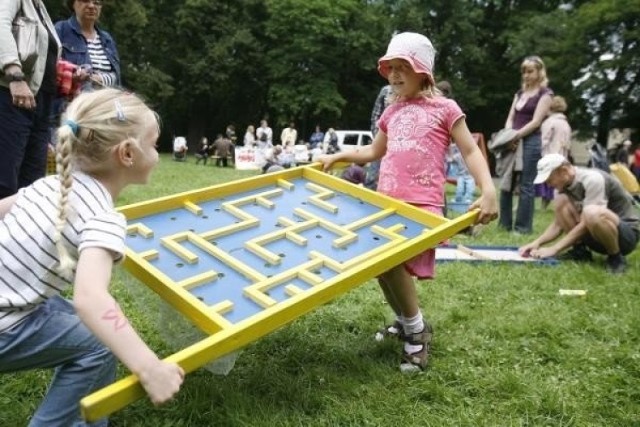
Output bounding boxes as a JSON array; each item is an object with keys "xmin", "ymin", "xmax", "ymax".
[
  {"xmin": 615, "ymin": 140, "xmax": 632, "ymax": 167},
  {"xmin": 211, "ymin": 133, "xmax": 233, "ymax": 167},
  {"xmin": 537, "ymin": 95, "xmax": 572, "ymax": 209},
  {"xmin": 309, "ymin": 125, "xmax": 324, "ymax": 150},
  {"xmin": 341, "ymin": 162, "xmax": 367, "ymax": 185},
  {"xmin": 324, "ymin": 128, "xmax": 339, "ymax": 154},
  {"xmin": 632, "ymin": 144, "xmax": 640, "ymax": 183},
  {"xmin": 256, "ymin": 120, "xmax": 273, "ymax": 147},
  {"xmin": 365, "ymin": 85, "xmax": 391, "ymax": 190},
  {"xmin": 262, "ymin": 145, "xmax": 286, "ymax": 173},
  {"xmin": 280, "ymin": 121, "xmax": 297, "ymax": 148},
  {"xmin": 195, "ymin": 136, "xmax": 209, "ymax": 165},
  {"xmin": 449, "ymin": 144, "xmax": 475, "ymax": 204},
  {"xmin": 0, "ymin": 89, "xmax": 184, "ymax": 427},
  {"xmin": 436, "ymin": 80, "xmax": 452, "ymax": 98},
  {"xmin": 0, "ymin": 0, "xmax": 60, "ymax": 200},
  {"xmin": 243, "ymin": 125, "xmax": 256, "ymax": 147},
  {"xmin": 319, "ymin": 32, "xmax": 497, "ymax": 373},
  {"xmin": 172, "ymin": 135, "xmax": 188, "ymax": 161},
  {"xmin": 498, "ymin": 55, "xmax": 553, "ymax": 234},
  {"xmin": 56, "ymin": 0, "xmax": 121, "ymax": 90},
  {"xmin": 519, "ymin": 154, "xmax": 639, "ymax": 274},
  {"xmin": 225, "ymin": 124, "xmax": 237, "ymax": 144},
  {"xmin": 224, "ymin": 124, "xmax": 237, "ymax": 160}
]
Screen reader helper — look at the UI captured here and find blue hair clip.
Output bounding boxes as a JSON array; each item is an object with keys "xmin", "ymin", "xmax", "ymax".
[{"xmin": 64, "ymin": 119, "xmax": 79, "ymax": 136}]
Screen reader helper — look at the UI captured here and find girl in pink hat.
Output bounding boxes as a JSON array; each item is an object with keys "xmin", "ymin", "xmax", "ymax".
[{"xmin": 320, "ymin": 32, "xmax": 497, "ymax": 372}]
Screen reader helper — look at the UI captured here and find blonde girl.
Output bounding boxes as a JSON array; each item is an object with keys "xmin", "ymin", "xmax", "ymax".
[
  {"xmin": 0, "ymin": 88, "xmax": 183, "ymax": 426},
  {"xmin": 320, "ymin": 33, "xmax": 497, "ymax": 372}
]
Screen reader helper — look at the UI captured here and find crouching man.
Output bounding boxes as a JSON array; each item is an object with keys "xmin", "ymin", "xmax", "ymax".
[{"xmin": 519, "ymin": 153, "xmax": 639, "ymax": 274}]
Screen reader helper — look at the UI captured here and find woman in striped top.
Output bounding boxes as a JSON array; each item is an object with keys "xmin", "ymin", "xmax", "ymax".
[
  {"xmin": 55, "ymin": 0, "xmax": 121, "ymax": 90},
  {"xmin": 0, "ymin": 89, "xmax": 183, "ymax": 426}
]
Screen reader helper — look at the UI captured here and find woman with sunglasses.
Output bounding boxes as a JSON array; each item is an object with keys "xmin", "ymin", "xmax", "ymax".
[
  {"xmin": 498, "ymin": 56, "xmax": 553, "ymax": 234},
  {"xmin": 55, "ymin": 0, "xmax": 121, "ymax": 92}
]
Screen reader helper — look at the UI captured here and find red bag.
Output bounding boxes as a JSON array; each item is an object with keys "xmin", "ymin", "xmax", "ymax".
[{"xmin": 56, "ymin": 60, "xmax": 80, "ymax": 98}]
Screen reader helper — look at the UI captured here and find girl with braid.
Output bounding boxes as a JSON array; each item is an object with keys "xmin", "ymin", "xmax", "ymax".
[{"xmin": 0, "ymin": 88, "xmax": 183, "ymax": 427}]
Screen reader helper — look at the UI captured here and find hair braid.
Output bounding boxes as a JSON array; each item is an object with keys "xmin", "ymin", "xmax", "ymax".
[{"xmin": 54, "ymin": 128, "xmax": 76, "ymax": 278}]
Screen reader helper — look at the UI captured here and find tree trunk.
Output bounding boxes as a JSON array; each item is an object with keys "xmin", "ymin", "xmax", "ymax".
[{"xmin": 595, "ymin": 97, "xmax": 612, "ymax": 148}]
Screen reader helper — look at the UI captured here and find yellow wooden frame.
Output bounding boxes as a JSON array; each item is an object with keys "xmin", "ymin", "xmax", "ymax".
[{"xmin": 80, "ymin": 164, "xmax": 477, "ymax": 421}]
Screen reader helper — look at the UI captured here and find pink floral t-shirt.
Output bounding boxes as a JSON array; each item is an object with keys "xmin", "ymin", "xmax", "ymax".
[{"xmin": 378, "ymin": 96, "xmax": 465, "ymax": 206}]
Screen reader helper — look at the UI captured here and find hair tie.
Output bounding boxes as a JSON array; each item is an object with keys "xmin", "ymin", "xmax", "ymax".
[{"xmin": 64, "ymin": 119, "xmax": 79, "ymax": 136}]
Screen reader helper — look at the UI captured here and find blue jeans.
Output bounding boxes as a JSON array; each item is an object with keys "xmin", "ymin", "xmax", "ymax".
[
  {"xmin": 499, "ymin": 133, "xmax": 541, "ymax": 234},
  {"xmin": 454, "ymin": 175, "xmax": 475, "ymax": 203},
  {"xmin": 0, "ymin": 87, "xmax": 52, "ymax": 199},
  {"xmin": 0, "ymin": 297, "xmax": 115, "ymax": 427}
]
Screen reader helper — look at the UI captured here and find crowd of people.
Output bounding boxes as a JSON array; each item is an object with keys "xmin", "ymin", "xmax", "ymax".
[
  {"xmin": 0, "ymin": 0, "xmax": 639, "ymax": 423},
  {"xmin": 172, "ymin": 120, "xmax": 346, "ymax": 171}
]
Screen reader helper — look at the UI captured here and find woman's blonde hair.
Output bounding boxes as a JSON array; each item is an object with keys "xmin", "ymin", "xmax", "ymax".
[
  {"xmin": 54, "ymin": 88, "xmax": 158, "ymax": 278},
  {"xmin": 550, "ymin": 95, "xmax": 567, "ymax": 113},
  {"xmin": 521, "ymin": 55, "xmax": 549, "ymax": 89}
]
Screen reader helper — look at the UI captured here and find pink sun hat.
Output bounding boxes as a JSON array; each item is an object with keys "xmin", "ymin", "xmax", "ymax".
[{"xmin": 378, "ymin": 32, "xmax": 436, "ymax": 81}]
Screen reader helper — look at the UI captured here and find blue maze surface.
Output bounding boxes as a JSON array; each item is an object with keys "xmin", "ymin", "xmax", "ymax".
[{"xmin": 125, "ymin": 178, "xmax": 429, "ymax": 323}]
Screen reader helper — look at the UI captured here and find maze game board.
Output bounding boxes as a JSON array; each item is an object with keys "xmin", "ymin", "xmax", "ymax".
[
  {"xmin": 436, "ymin": 244, "xmax": 559, "ymax": 265},
  {"xmin": 80, "ymin": 164, "xmax": 477, "ymax": 421}
]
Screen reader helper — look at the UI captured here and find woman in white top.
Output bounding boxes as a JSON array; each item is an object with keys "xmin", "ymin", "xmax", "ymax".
[{"xmin": 244, "ymin": 125, "xmax": 256, "ymax": 147}]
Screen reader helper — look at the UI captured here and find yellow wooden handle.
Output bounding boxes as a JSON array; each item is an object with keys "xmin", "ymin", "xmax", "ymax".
[{"xmin": 81, "ymin": 328, "xmax": 246, "ymax": 422}]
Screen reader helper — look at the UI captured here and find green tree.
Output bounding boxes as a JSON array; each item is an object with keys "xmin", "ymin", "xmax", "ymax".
[
  {"xmin": 263, "ymin": 0, "xmax": 389, "ymax": 135},
  {"xmin": 121, "ymin": 0, "xmax": 269, "ymax": 147},
  {"xmin": 566, "ymin": 0, "xmax": 640, "ymax": 145},
  {"xmin": 46, "ymin": 0, "xmax": 639, "ymax": 149}
]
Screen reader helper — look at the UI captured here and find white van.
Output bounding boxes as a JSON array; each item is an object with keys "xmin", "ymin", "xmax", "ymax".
[{"xmin": 333, "ymin": 130, "xmax": 373, "ymax": 152}]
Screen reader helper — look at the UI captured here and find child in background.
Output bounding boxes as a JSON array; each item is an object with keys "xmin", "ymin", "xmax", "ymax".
[
  {"xmin": 262, "ymin": 145, "xmax": 285, "ymax": 173},
  {"xmin": 449, "ymin": 144, "xmax": 476, "ymax": 204},
  {"xmin": 319, "ymin": 32, "xmax": 497, "ymax": 372},
  {"xmin": 0, "ymin": 89, "xmax": 184, "ymax": 426}
]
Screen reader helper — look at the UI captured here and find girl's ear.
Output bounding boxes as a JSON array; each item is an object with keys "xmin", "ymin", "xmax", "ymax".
[{"xmin": 114, "ymin": 139, "xmax": 135, "ymax": 167}]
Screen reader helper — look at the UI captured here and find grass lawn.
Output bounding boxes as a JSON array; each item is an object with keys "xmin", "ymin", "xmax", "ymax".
[{"xmin": 1, "ymin": 154, "xmax": 639, "ymax": 426}]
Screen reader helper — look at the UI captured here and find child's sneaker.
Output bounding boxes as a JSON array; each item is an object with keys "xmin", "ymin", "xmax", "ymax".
[{"xmin": 399, "ymin": 322, "xmax": 433, "ymax": 373}]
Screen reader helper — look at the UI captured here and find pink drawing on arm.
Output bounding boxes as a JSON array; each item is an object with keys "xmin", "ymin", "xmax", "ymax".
[{"xmin": 101, "ymin": 303, "xmax": 129, "ymax": 331}]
